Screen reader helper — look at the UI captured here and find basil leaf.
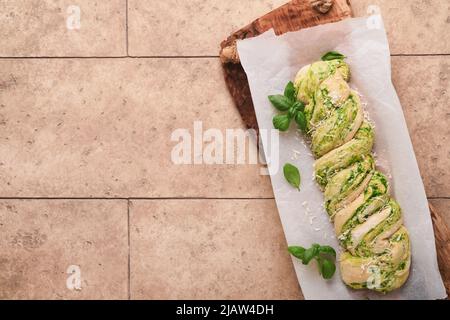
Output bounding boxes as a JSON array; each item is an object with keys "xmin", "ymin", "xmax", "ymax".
[
  {"xmin": 319, "ymin": 245, "xmax": 336, "ymax": 257},
  {"xmin": 284, "ymin": 81, "xmax": 296, "ymax": 102},
  {"xmin": 273, "ymin": 114, "xmax": 291, "ymax": 131},
  {"xmin": 292, "ymin": 101, "xmax": 305, "ymax": 113},
  {"xmin": 288, "ymin": 101, "xmax": 305, "ymax": 118},
  {"xmin": 268, "ymin": 94, "xmax": 292, "ymax": 111},
  {"xmin": 288, "ymin": 246, "xmax": 306, "ymax": 260},
  {"xmin": 294, "ymin": 111, "xmax": 307, "ymax": 132},
  {"xmin": 283, "ymin": 163, "xmax": 301, "ymax": 190},
  {"xmin": 302, "ymin": 245, "xmax": 319, "ymax": 265},
  {"xmin": 321, "ymin": 51, "xmax": 346, "ymax": 61},
  {"xmin": 288, "ymin": 105, "xmax": 297, "ymax": 119},
  {"xmin": 320, "ymin": 258, "xmax": 336, "ymax": 279}
]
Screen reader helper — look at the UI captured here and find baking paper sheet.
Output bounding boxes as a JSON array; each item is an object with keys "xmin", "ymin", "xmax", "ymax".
[{"xmin": 237, "ymin": 16, "xmax": 446, "ymax": 300}]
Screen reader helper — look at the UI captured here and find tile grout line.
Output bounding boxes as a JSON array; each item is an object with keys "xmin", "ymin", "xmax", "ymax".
[
  {"xmin": 0, "ymin": 54, "xmax": 449, "ymax": 60},
  {"xmin": 0, "ymin": 196, "xmax": 276, "ymax": 200},
  {"xmin": 390, "ymin": 53, "xmax": 450, "ymax": 57},
  {"xmin": 0, "ymin": 196, "xmax": 448, "ymax": 200},
  {"xmin": 0, "ymin": 55, "xmax": 220, "ymax": 59},
  {"xmin": 127, "ymin": 199, "xmax": 131, "ymax": 300},
  {"xmin": 427, "ymin": 197, "xmax": 450, "ymax": 200}
]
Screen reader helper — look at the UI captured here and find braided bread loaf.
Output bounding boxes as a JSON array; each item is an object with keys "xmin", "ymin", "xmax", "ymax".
[{"xmin": 294, "ymin": 58, "xmax": 411, "ymax": 293}]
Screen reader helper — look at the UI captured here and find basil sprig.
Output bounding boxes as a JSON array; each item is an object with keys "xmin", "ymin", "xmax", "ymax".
[
  {"xmin": 283, "ymin": 163, "xmax": 301, "ymax": 190},
  {"xmin": 321, "ymin": 50, "xmax": 346, "ymax": 61},
  {"xmin": 288, "ymin": 244, "xmax": 337, "ymax": 279},
  {"xmin": 268, "ymin": 81, "xmax": 307, "ymax": 132}
]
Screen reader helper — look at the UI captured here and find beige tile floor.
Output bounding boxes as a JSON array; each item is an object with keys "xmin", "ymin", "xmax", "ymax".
[
  {"xmin": 0, "ymin": 200, "xmax": 128, "ymax": 299},
  {"xmin": 130, "ymin": 200, "xmax": 302, "ymax": 299},
  {"xmin": 0, "ymin": 0, "xmax": 449, "ymax": 299},
  {"xmin": 0, "ymin": 0, "xmax": 126, "ymax": 57}
]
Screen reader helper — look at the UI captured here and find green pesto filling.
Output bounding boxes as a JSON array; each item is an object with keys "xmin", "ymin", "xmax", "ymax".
[
  {"xmin": 324, "ymin": 156, "xmax": 374, "ymax": 216},
  {"xmin": 311, "ymin": 93, "xmax": 361, "ymax": 157},
  {"xmin": 314, "ymin": 122, "xmax": 374, "ymax": 188}
]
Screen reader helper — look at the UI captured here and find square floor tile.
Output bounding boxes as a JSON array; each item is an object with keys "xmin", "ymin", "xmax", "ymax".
[
  {"xmin": 391, "ymin": 56, "xmax": 450, "ymax": 197},
  {"xmin": 0, "ymin": 0, "xmax": 126, "ymax": 56},
  {"xmin": 0, "ymin": 200, "xmax": 128, "ymax": 299},
  {"xmin": 0, "ymin": 58, "xmax": 272, "ymax": 197},
  {"xmin": 352, "ymin": 0, "xmax": 450, "ymax": 54},
  {"xmin": 129, "ymin": 199, "xmax": 302, "ymax": 299},
  {"xmin": 128, "ymin": 0, "xmax": 288, "ymax": 56}
]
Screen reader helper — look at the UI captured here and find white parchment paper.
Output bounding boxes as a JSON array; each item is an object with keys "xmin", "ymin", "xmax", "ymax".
[{"xmin": 237, "ymin": 16, "xmax": 446, "ymax": 300}]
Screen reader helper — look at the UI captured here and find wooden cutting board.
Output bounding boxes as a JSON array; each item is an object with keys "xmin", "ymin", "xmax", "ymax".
[{"xmin": 219, "ymin": 0, "xmax": 449, "ymax": 297}]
